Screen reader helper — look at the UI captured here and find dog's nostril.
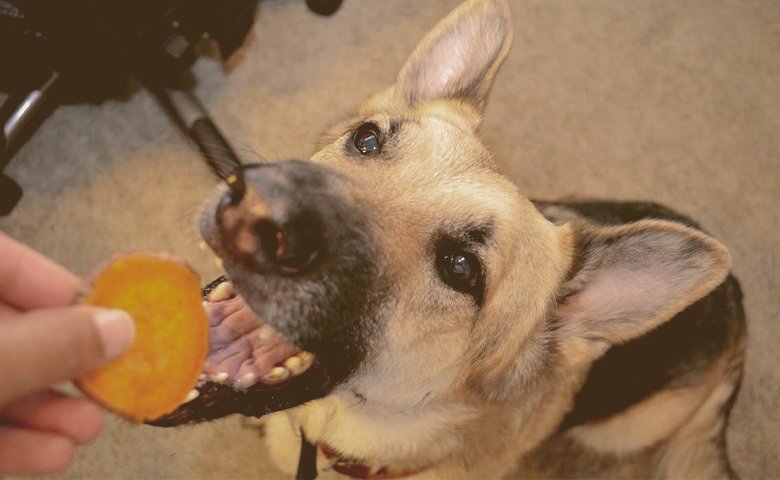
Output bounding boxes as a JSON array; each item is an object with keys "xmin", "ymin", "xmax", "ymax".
[
  {"xmin": 256, "ymin": 220, "xmax": 283, "ymax": 264},
  {"xmin": 255, "ymin": 219, "xmax": 321, "ymax": 274}
]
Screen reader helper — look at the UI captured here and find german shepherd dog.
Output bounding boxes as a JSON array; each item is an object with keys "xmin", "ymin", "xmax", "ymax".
[{"xmin": 154, "ymin": 0, "xmax": 746, "ymax": 477}]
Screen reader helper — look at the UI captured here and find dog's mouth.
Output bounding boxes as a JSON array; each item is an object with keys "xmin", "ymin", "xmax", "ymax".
[
  {"xmin": 151, "ymin": 161, "xmax": 376, "ymax": 426},
  {"xmin": 148, "ymin": 276, "xmax": 332, "ymax": 426},
  {"xmin": 201, "ymin": 278, "xmax": 316, "ymax": 389}
]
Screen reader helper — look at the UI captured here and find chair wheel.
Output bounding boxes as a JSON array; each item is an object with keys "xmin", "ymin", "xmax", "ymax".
[
  {"xmin": 0, "ymin": 174, "xmax": 23, "ymax": 216},
  {"xmin": 305, "ymin": 0, "xmax": 343, "ymax": 16}
]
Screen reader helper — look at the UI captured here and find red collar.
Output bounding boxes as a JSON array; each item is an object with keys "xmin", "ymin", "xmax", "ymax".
[{"xmin": 319, "ymin": 444, "xmax": 431, "ymax": 480}]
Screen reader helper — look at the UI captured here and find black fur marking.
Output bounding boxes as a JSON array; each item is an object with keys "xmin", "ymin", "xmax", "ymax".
[
  {"xmin": 388, "ymin": 118, "xmax": 403, "ymax": 138},
  {"xmin": 558, "ymin": 274, "xmax": 744, "ymax": 430},
  {"xmin": 438, "ymin": 222, "xmax": 493, "ymax": 246},
  {"xmin": 535, "ymin": 200, "xmax": 702, "ymax": 230},
  {"xmin": 532, "ymin": 201, "xmax": 746, "ymax": 430},
  {"xmin": 348, "ymin": 390, "xmax": 368, "ymax": 408},
  {"xmin": 467, "ymin": 224, "xmax": 492, "ymax": 245}
]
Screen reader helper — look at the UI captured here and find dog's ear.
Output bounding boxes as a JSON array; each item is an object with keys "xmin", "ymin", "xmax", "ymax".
[
  {"xmin": 462, "ymin": 218, "xmax": 731, "ymax": 403},
  {"xmin": 394, "ymin": 0, "xmax": 513, "ymax": 119},
  {"xmin": 553, "ymin": 220, "xmax": 731, "ymax": 356}
]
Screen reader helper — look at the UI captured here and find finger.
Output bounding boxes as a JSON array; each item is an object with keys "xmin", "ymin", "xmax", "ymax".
[
  {"xmin": 0, "ymin": 425, "xmax": 75, "ymax": 475},
  {"xmin": 0, "ymin": 302, "xmax": 19, "ymax": 320},
  {"xmin": 0, "ymin": 233, "xmax": 80, "ymax": 310},
  {"xmin": 0, "ymin": 391, "xmax": 103, "ymax": 444},
  {"xmin": 0, "ymin": 306, "xmax": 134, "ymax": 406}
]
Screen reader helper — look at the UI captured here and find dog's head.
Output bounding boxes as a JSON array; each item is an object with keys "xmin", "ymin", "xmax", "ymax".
[{"xmin": 156, "ymin": 0, "xmax": 730, "ymax": 453}]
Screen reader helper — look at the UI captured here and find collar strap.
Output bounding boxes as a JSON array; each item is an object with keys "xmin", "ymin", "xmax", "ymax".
[
  {"xmin": 319, "ymin": 444, "xmax": 430, "ymax": 480},
  {"xmin": 296, "ymin": 429, "xmax": 318, "ymax": 480}
]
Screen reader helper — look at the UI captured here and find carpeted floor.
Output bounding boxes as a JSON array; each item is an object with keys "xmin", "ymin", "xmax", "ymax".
[{"xmin": 1, "ymin": 0, "xmax": 778, "ymax": 478}]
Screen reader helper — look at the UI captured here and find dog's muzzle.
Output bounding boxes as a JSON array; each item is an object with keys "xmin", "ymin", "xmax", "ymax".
[{"xmin": 150, "ymin": 160, "xmax": 381, "ymax": 425}]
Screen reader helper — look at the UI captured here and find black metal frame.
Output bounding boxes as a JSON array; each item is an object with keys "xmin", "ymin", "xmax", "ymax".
[{"xmin": 0, "ymin": 0, "xmax": 344, "ymax": 215}]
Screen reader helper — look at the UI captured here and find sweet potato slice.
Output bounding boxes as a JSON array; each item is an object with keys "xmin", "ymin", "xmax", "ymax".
[{"xmin": 77, "ymin": 253, "xmax": 208, "ymax": 422}]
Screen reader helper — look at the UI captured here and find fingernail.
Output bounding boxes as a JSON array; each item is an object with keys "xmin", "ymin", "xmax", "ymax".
[{"xmin": 93, "ymin": 309, "xmax": 135, "ymax": 360}]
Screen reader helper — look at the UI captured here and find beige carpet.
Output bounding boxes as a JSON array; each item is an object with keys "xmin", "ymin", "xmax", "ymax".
[{"xmin": 1, "ymin": 0, "xmax": 778, "ymax": 478}]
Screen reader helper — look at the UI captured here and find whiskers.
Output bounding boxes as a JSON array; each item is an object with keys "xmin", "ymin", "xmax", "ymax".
[{"xmin": 188, "ymin": 138, "xmax": 271, "ymax": 180}]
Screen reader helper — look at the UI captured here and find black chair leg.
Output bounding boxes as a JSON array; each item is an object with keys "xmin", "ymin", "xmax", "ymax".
[{"xmin": 0, "ymin": 173, "xmax": 23, "ymax": 216}]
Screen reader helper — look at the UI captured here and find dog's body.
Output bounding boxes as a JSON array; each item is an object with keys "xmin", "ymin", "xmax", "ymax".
[{"xmin": 189, "ymin": 0, "xmax": 746, "ymax": 478}]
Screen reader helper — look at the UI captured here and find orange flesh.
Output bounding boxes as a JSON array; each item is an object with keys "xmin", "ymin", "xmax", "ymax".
[{"xmin": 77, "ymin": 254, "xmax": 208, "ymax": 422}]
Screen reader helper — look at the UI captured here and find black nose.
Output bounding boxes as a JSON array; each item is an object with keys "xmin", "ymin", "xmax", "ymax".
[{"xmin": 217, "ymin": 164, "xmax": 323, "ymax": 274}]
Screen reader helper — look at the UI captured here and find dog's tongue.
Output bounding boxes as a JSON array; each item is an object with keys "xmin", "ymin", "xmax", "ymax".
[{"xmin": 148, "ymin": 277, "xmax": 330, "ymax": 427}]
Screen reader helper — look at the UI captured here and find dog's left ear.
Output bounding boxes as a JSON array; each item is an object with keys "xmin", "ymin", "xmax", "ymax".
[
  {"xmin": 463, "ymin": 218, "xmax": 730, "ymax": 402},
  {"xmin": 395, "ymin": 0, "xmax": 513, "ymax": 121},
  {"xmin": 553, "ymin": 219, "xmax": 732, "ymax": 357}
]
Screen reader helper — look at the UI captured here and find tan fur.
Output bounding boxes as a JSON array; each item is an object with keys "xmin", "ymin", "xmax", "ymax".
[
  {"xmin": 260, "ymin": 0, "xmax": 743, "ymax": 478},
  {"xmin": 568, "ymin": 355, "xmax": 729, "ymax": 456}
]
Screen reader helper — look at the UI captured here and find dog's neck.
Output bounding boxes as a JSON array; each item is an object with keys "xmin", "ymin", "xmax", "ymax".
[{"xmin": 289, "ymin": 364, "xmax": 591, "ymax": 479}]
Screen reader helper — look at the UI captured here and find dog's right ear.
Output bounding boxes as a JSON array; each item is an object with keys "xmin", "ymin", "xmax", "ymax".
[{"xmin": 394, "ymin": 0, "xmax": 513, "ymax": 121}]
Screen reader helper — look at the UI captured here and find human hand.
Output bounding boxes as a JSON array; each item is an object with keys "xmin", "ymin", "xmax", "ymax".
[{"xmin": 0, "ymin": 233, "xmax": 135, "ymax": 475}]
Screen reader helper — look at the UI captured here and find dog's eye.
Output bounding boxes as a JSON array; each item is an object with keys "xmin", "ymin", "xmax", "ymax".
[
  {"xmin": 436, "ymin": 247, "xmax": 484, "ymax": 305},
  {"xmin": 352, "ymin": 123, "xmax": 381, "ymax": 155}
]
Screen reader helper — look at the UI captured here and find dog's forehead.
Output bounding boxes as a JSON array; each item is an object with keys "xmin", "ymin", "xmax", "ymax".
[
  {"xmin": 306, "ymin": 103, "xmax": 555, "ymax": 274},
  {"xmin": 398, "ymin": 114, "xmax": 494, "ymax": 170},
  {"xmin": 316, "ymin": 111, "xmax": 510, "ymax": 208}
]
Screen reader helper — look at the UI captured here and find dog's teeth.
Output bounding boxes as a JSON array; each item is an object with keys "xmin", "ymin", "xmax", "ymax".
[
  {"xmin": 208, "ymin": 281, "xmax": 234, "ymax": 302},
  {"xmin": 198, "ymin": 373, "xmax": 207, "ymax": 381},
  {"xmin": 198, "ymin": 240, "xmax": 208, "ymax": 252},
  {"xmin": 284, "ymin": 355, "xmax": 305, "ymax": 375},
  {"xmin": 210, "ymin": 371, "xmax": 229, "ymax": 384},
  {"xmin": 184, "ymin": 389, "xmax": 199, "ymax": 403},
  {"xmin": 299, "ymin": 351, "xmax": 314, "ymax": 367},
  {"xmin": 258, "ymin": 324, "xmax": 277, "ymax": 341},
  {"xmin": 263, "ymin": 366, "xmax": 290, "ymax": 382},
  {"xmin": 236, "ymin": 372, "xmax": 257, "ymax": 388}
]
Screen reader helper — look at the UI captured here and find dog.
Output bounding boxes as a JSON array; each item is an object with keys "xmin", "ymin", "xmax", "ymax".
[{"xmin": 153, "ymin": 0, "xmax": 746, "ymax": 477}]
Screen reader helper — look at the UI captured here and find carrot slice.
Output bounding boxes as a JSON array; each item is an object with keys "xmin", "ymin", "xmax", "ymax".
[{"xmin": 76, "ymin": 253, "xmax": 208, "ymax": 422}]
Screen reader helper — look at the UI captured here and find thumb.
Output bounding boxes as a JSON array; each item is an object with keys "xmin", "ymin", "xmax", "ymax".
[{"xmin": 0, "ymin": 306, "xmax": 134, "ymax": 406}]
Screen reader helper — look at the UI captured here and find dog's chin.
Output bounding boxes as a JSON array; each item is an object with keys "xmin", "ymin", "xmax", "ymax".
[{"xmin": 148, "ymin": 276, "xmax": 333, "ymax": 427}]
